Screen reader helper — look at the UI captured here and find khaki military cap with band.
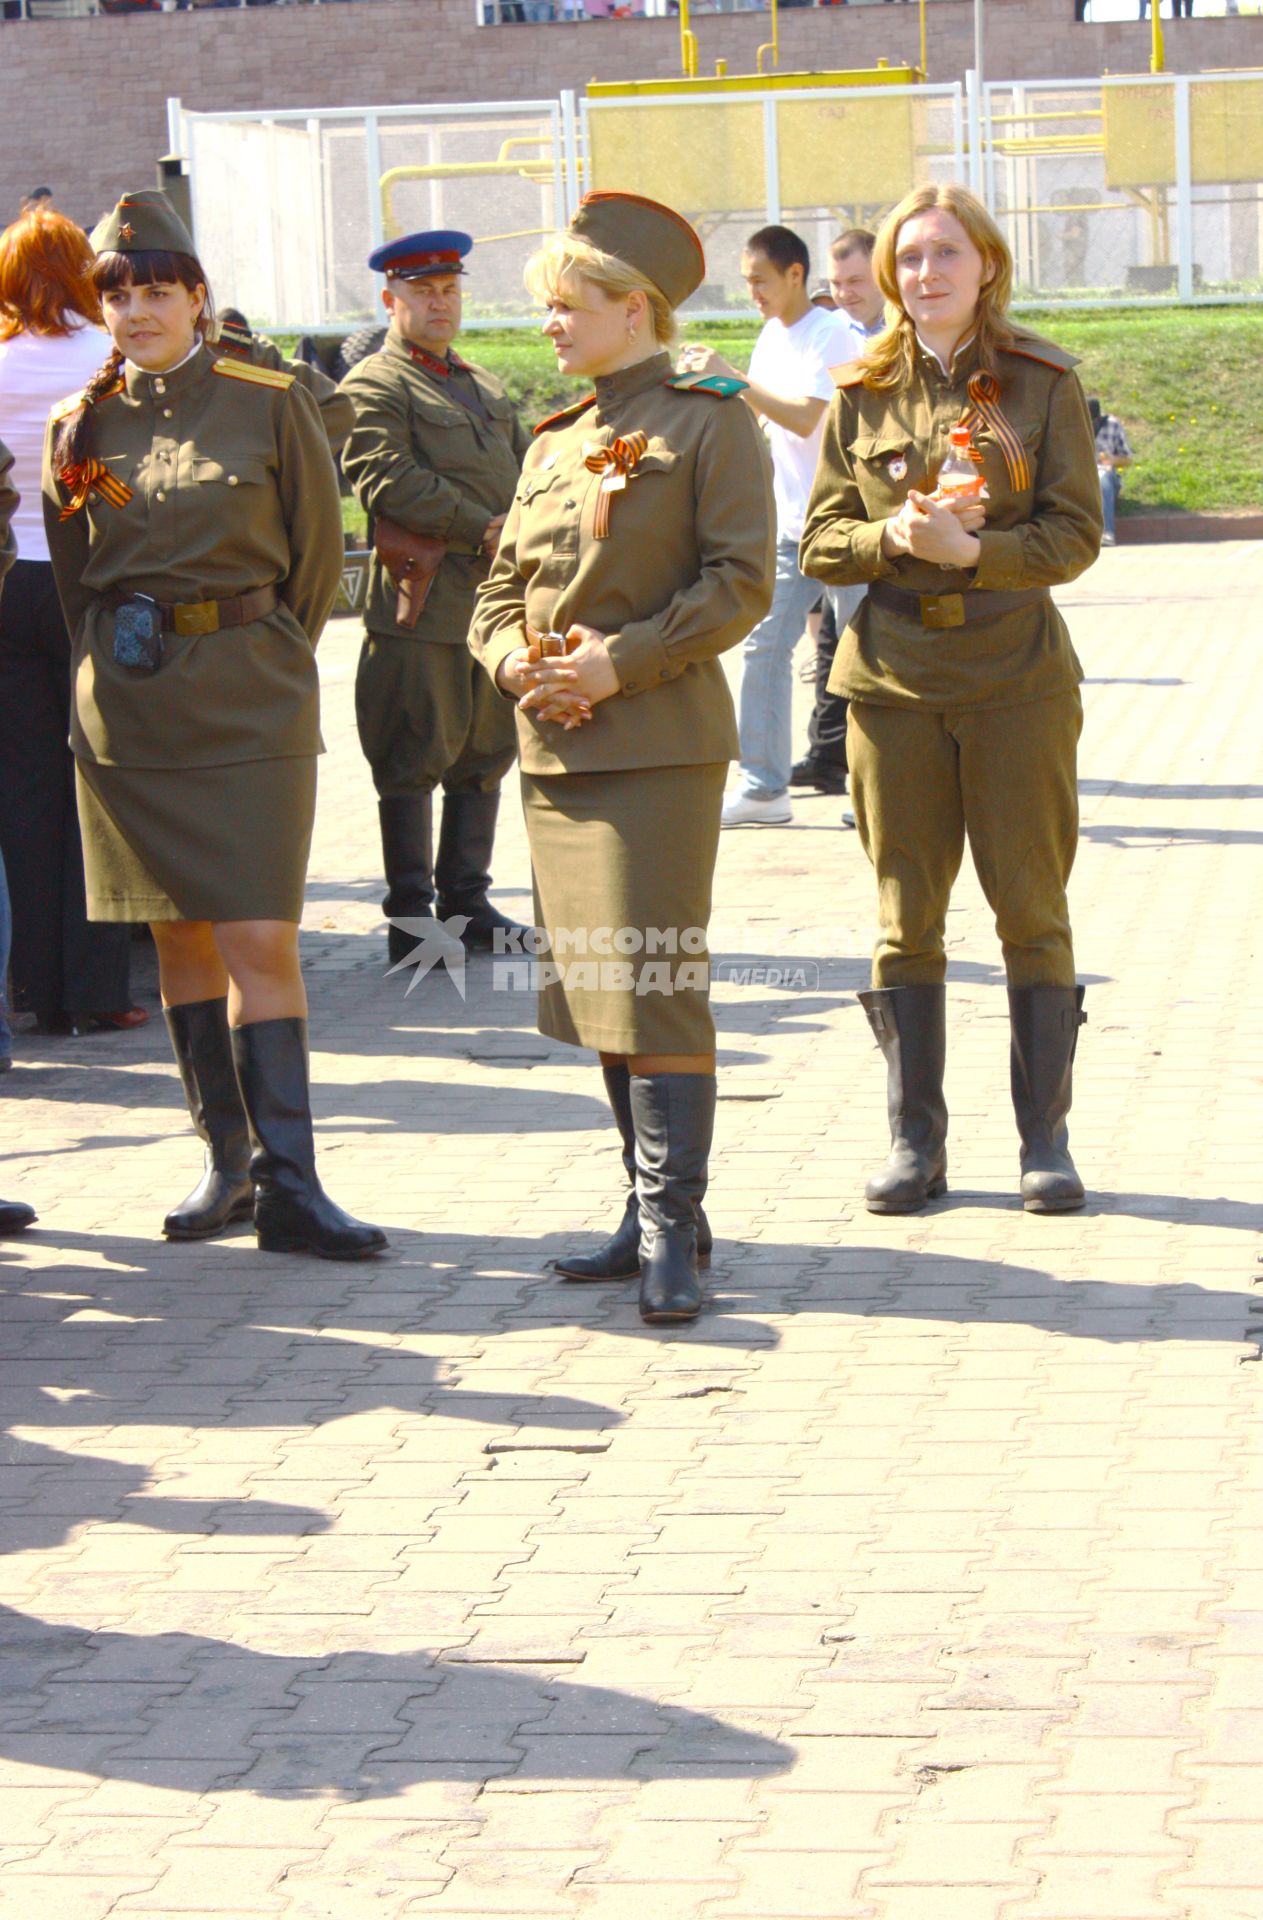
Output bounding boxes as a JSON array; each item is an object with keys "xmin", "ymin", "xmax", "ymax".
[
  {"xmin": 569, "ymin": 191, "xmax": 704, "ymax": 310},
  {"xmin": 91, "ymin": 189, "xmax": 196, "ymax": 258}
]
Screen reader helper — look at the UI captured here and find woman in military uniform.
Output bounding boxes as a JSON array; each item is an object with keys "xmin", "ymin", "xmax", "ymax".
[
  {"xmin": 470, "ymin": 192, "xmax": 774, "ymax": 1325},
  {"xmin": 800, "ymin": 183, "xmax": 1102, "ymax": 1216},
  {"xmin": 0, "ymin": 433, "xmax": 35, "ymax": 1234},
  {"xmin": 43, "ymin": 189, "xmax": 385, "ymax": 1261}
]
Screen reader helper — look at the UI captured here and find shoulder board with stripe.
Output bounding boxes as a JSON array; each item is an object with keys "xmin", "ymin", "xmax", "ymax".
[
  {"xmin": 1000, "ymin": 330, "xmax": 1078, "ymax": 375},
  {"xmin": 215, "ymin": 321, "xmax": 254, "ymax": 356},
  {"xmin": 49, "ymin": 379, "xmax": 123, "ymax": 421},
  {"xmin": 212, "ymin": 356, "xmax": 294, "ymax": 392},
  {"xmin": 664, "ymin": 370, "xmax": 747, "ymax": 399},
  {"xmin": 533, "ymin": 394, "xmax": 596, "ymax": 437},
  {"xmin": 831, "ymin": 361, "xmax": 868, "ymax": 390}
]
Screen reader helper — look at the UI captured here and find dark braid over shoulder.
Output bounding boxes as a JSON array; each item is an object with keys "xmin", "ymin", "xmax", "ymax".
[{"xmin": 52, "ymin": 346, "xmax": 125, "ymax": 475}]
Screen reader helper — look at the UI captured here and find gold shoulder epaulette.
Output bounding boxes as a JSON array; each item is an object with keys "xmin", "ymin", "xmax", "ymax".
[
  {"xmin": 212, "ymin": 356, "xmax": 294, "ymax": 392},
  {"xmin": 533, "ymin": 393, "xmax": 596, "ymax": 436},
  {"xmin": 831, "ymin": 361, "xmax": 868, "ymax": 390},
  {"xmin": 1001, "ymin": 330, "xmax": 1078, "ymax": 374},
  {"xmin": 49, "ymin": 379, "xmax": 123, "ymax": 421},
  {"xmin": 664, "ymin": 370, "xmax": 747, "ymax": 399}
]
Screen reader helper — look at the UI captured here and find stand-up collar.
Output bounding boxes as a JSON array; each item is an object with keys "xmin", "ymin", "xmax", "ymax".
[
  {"xmin": 123, "ymin": 339, "xmax": 210, "ymax": 402},
  {"xmin": 593, "ymin": 350, "xmax": 672, "ymax": 415}
]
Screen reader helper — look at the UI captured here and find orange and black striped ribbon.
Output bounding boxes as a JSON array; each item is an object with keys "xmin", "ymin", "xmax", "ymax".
[
  {"xmin": 583, "ymin": 431, "xmax": 648, "ymax": 539},
  {"xmin": 960, "ymin": 371, "xmax": 1031, "ymax": 493},
  {"xmin": 58, "ymin": 458, "xmax": 133, "ymax": 521}
]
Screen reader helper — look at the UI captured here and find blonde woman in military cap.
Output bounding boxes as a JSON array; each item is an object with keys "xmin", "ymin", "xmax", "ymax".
[
  {"xmin": 470, "ymin": 192, "xmax": 774, "ymax": 1325},
  {"xmin": 42, "ymin": 189, "xmax": 386, "ymax": 1261},
  {"xmin": 800, "ymin": 183, "xmax": 1102, "ymax": 1217}
]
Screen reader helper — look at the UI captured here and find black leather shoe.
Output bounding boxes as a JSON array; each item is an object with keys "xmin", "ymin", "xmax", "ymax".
[
  {"xmin": 630, "ymin": 1072, "xmax": 716, "ymax": 1325},
  {"xmin": 552, "ymin": 1065, "xmax": 712, "ymax": 1282},
  {"xmin": 790, "ymin": 757, "xmax": 848, "ymax": 796},
  {"xmin": 858, "ymin": 986, "xmax": 949, "ymax": 1213},
  {"xmin": 0, "ymin": 1200, "xmax": 36, "ymax": 1235},
  {"xmin": 231, "ymin": 1018, "xmax": 387, "ymax": 1261},
  {"xmin": 163, "ymin": 997, "xmax": 254, "ymax": 1240},
  {"xmin": 1009, "ymin": 984, "xmax": 1087, "ymax": 1213}
]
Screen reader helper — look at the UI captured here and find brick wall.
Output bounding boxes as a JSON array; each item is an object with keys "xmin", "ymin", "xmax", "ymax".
[{"xmin": 2, "ymin": 0, "xmax": 1260, "ymax": 229}]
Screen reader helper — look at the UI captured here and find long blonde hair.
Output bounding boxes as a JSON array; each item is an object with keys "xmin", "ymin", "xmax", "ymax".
[
  {"xmin": 860, "ymin": 183, "xmax": 1014, "ymax": 392},
  {"xmin": 524, "ymin": 233, "xmax": 676, "ymax": 348}
]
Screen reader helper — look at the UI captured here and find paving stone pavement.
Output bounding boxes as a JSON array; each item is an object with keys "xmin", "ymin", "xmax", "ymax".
[{"xmin": 1, "ymin": 542, "xmax": 1260, "ymax": 1920}]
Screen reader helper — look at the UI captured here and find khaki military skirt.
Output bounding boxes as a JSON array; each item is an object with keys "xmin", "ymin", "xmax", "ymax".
[
  {"xmin": 521, "ymin": 762, "xmax": 726, "ymax": 1054},
  {"xmin": 76, "ymin": 756, "xmax": 317, "ymax": 924}
]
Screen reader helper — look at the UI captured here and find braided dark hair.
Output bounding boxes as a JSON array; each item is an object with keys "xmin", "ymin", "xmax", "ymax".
[{"xmin": 52, "ymin": 246, "xmax": 212, "ymax": 477}]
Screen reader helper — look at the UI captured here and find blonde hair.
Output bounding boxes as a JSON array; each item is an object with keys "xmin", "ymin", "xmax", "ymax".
[
  {"xmin": 524, "ymin": 233, "xmax": 676, "ymax": 347},
  {"xmin": 859, "ymin": 183, "xmax": 1014, "ymax": 393}
]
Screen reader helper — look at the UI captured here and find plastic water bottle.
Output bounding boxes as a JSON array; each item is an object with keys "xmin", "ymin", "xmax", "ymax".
[{"xmin": 934, "ymin": 424, "xmax": 987, "ymax": 502}]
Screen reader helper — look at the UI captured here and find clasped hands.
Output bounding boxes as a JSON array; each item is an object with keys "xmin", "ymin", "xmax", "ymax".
[
  {"xmin": 495, "ymin": 623, "xmax": 619, "ymax": 730},
  {"xmin": 882, "ymin": 488, "xmax": 986, "ymax": 567}
]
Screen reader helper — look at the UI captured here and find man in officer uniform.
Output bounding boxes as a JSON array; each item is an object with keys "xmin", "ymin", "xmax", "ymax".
[{"xmin": 340, "ymin": 230, "xmax": 528, "ymax": 959}]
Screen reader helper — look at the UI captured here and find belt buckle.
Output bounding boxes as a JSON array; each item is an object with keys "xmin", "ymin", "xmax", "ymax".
[
  {"xmin": 173, "ymin": 600, "xmax": 219, "ymax": 637},
  {"xmin": 920, "ymin": 593, "xmax": 964, "ymax": 630}
]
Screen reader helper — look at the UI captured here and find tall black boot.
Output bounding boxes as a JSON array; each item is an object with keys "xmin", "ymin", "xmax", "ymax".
[
  {"xmin": 1009, "ymin": 984, "xmax": 1087, "ymax": 1213},
  {"xmin": 435, "ymin": 788, "xmax": 524, "ymax": 953},
  {"xmin": 630, "ymin": 1072, "xmax": 715, "ymax": 1325},
  {"xmin": 858, "ymin": 985, "xmax": 948, "ymax": 1213},
  {"xmin": 163, "ymin": 996, "xmax": 254, "ymax": 1240},
  {"xmin": 551, "ymin": 1066, "xmax": 714, "ymax": 1283},
  {"xmin": 231, "ymin": 1018, "xmax": 387, "ymax": 1261},
  {"xmin": 379, "ymin": 794, "xmax": 434, "ymax": 967}
]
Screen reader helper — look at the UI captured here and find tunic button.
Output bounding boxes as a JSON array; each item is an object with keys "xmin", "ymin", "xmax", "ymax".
[
  {"xmin": 154, "ymin": 379, "xmax": 166, "ymax": 394},
  {"xmin": 163, "ymin": 408, "xmax": 173, "ymax": 419},
  {"xmin": 228, "ymin": 475, "xmax": 239, "ymax": 486},
  {"xmin": 564, "ymin": 499, "xmax": 576, "ymax": 509},
  {"xmin": 155, "ymin": 489, "xmax": 167, "ymax": 501}
]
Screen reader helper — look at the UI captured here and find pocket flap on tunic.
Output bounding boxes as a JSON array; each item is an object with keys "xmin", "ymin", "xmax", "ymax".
[
  {"xmin": 849, "ymin": 433, "xmax": 912, "ymax": 461},
  {"xmin": 192, "ymin": 455, "xmax": 270, "ymax": 487},
  {"xmin": 633, "ymin": 445, "xmax": 679, "ymax": 477}
]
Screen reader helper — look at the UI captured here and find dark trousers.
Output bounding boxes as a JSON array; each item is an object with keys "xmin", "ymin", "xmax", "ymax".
[
  {"xmin": 0, "ymin": 561, "xmax": 131, "ymax": 1017},
  {"xmin": 806, "ymin": 594, "xmax": 850, "ymax": 776}
]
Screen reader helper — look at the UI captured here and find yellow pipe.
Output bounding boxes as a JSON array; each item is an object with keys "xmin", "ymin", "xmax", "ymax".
[
  {"xmin": 756, "ymin": 0, "xmax": 779, "ymax": 74},
  {"xmin": 988, "ymin": 108, "xmax": 1104, "ymax": 124},
  {"xmin": 1151, "ymin": 2, "xmax": 1165, "ymax": 74},
  {"xmin": 919, "ymin": 0, "xmax": 927, "ymax": 81},
  {"xmin": 679, "ymin": 0, "xmax": 697, "ymax": 78}
]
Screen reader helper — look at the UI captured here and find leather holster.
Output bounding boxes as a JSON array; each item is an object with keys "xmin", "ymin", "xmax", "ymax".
[{"xmin": 373, "ymin": 515, "xmax": 446, "ymax": 628}]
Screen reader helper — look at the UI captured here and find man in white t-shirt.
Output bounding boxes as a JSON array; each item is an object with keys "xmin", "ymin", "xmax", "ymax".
[{"xmin": 680, "ymin": 224, "xmax": 861, "ymax": 825}]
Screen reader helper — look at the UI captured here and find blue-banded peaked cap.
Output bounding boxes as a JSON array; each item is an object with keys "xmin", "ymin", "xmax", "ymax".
[{"xmin": 369, "ymin": 231, "xmax": 473, "ymax": 279}]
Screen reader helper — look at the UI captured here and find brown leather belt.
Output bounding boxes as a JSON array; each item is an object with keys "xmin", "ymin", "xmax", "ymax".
[
  {"xmin": 102, "ymin": 585, "xmax": 278, "ymax": 637},
  {"xmin": 868, "ymin": 578, "xmax": 1050, "ymax": 632}
]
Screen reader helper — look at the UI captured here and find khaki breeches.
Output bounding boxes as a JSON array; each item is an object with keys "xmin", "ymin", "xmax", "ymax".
[
  {"xmin": 356, "ymin": 634, "xmax": 517, "ymax": 798},
  {"xmin": 848, "ymin": 690, "xmax": 1083, "ymax": 989}
]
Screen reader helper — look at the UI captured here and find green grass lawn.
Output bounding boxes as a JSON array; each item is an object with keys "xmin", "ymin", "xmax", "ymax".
[{"xmin": 326, "ymin": 304, "xmax": 1262, "ymax": 537}]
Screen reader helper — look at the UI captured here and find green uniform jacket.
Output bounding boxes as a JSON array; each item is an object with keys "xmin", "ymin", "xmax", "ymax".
[
  {"xmin": 214, "ymin": 324, "xmax": 356, "ymax": 455},
  {"xmin": 340, "ymin": 332, "xmax": 529, "ymax": 646},
  {"xmin": 0, "ymin": 437, "xmax": 16, "ymax": 589},
  {"xmin": 42, "ymin": 344, "xmax": 343, "ymax": 771},
  {"xmin": 799, "ymin": 325, "xmax": 1102, "ymax": 711},
  {"xmin": 468, "ymin": 351, "xmax": 775, "ymax": 777}
]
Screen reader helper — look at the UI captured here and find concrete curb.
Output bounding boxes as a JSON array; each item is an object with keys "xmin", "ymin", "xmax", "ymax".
[{"xmin": 1118, "ymin": 511, "xmax": 1263, "ymax": 543}]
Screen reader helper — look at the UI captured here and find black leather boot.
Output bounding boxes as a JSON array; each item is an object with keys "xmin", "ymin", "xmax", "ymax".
[
  {"xmin": 231, "ymin": 1018, "xmax": 388, "ymax": 1260},
  {"xmin": 1009, "ymin": 984, "xmax": 1087, "ymax": 1213},
  {"xmin": 163, "ymin": 996, "xmax": 254, "ymax": 1240},
  {"xmin": 551, "ymin": 1065, "xmax": 714, "ymax": 1282},
  {"xmin": 0, "ymin": 1200, "xmax": 36, "ymax": 1234},
  {"xmin": 435, "ymin": 788, "xmax": 525, "ymax": 953},
  {"xmin": 631, "ymin": 1072, "xmax": 715, "ymax": 1325},
  {"xmin": 858, "ymin": 985, "xmax": 948, "ymax": 1213},
  {"xmin": 379, "ymin": 793, "xmax": 434, "ymax": 967}
]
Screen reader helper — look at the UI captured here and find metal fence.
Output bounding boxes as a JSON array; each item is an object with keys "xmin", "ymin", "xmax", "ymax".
[{"xmin": 169, "ymin": 68, "xmax": 1263, "ymax": 331}]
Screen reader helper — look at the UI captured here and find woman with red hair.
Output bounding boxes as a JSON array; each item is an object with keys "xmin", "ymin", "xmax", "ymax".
[{"xmin": 0, "ymin": 205, "xmax": 142, "ymax": 1040}]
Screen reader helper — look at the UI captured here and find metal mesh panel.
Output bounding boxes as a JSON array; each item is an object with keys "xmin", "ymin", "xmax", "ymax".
[{"xmin": 586, "ymin": 100, "xmax": 766, "ymax": 217}]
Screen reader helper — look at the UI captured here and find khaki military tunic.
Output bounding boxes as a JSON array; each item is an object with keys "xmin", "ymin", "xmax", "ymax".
[
  {"xmin": 340, "ymin": 331, "xmax": 528, "ymax": 795},
  {"xmin": 799, "ymin": 326, "xmax": 1102, "ymax": 989},
  {"xmin": 42, "ymin": 344, "xmax": 343, "ymax": 923},
  {"xmin": 213, "ymin": 322, "xmax": 356, "ymax": 455},
  {"xmin": 0, "ymin": 438, "xmax": 16, "ymax": 588},
  {"xmin": 469, "ymin": 350, "xmax": 774, "ymax": 1051}
]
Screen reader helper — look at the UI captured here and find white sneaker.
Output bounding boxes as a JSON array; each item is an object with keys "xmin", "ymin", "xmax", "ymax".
[{"xmin": 721, "ymin": 792, "xmax": 793, "ymax": 828}]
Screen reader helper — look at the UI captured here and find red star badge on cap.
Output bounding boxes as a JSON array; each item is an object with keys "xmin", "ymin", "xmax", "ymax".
[{"xmin": 118, "ymin": 222, "xmax": 135, "ymax": 242}]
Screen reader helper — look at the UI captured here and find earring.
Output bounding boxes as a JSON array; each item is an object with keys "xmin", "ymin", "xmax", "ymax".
[{"xmin": 627, "ymin": 321, "xmax": 637, "ymax": 341}]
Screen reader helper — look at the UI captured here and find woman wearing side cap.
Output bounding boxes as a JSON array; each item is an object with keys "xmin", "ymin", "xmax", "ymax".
[
  {"xmin": 470, "ymin": 192, "xmax": 774, "ymax": 1325},
  {"xmin": 42, "ymin": 189, "xmax": 385, "ymax": 1261}
]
